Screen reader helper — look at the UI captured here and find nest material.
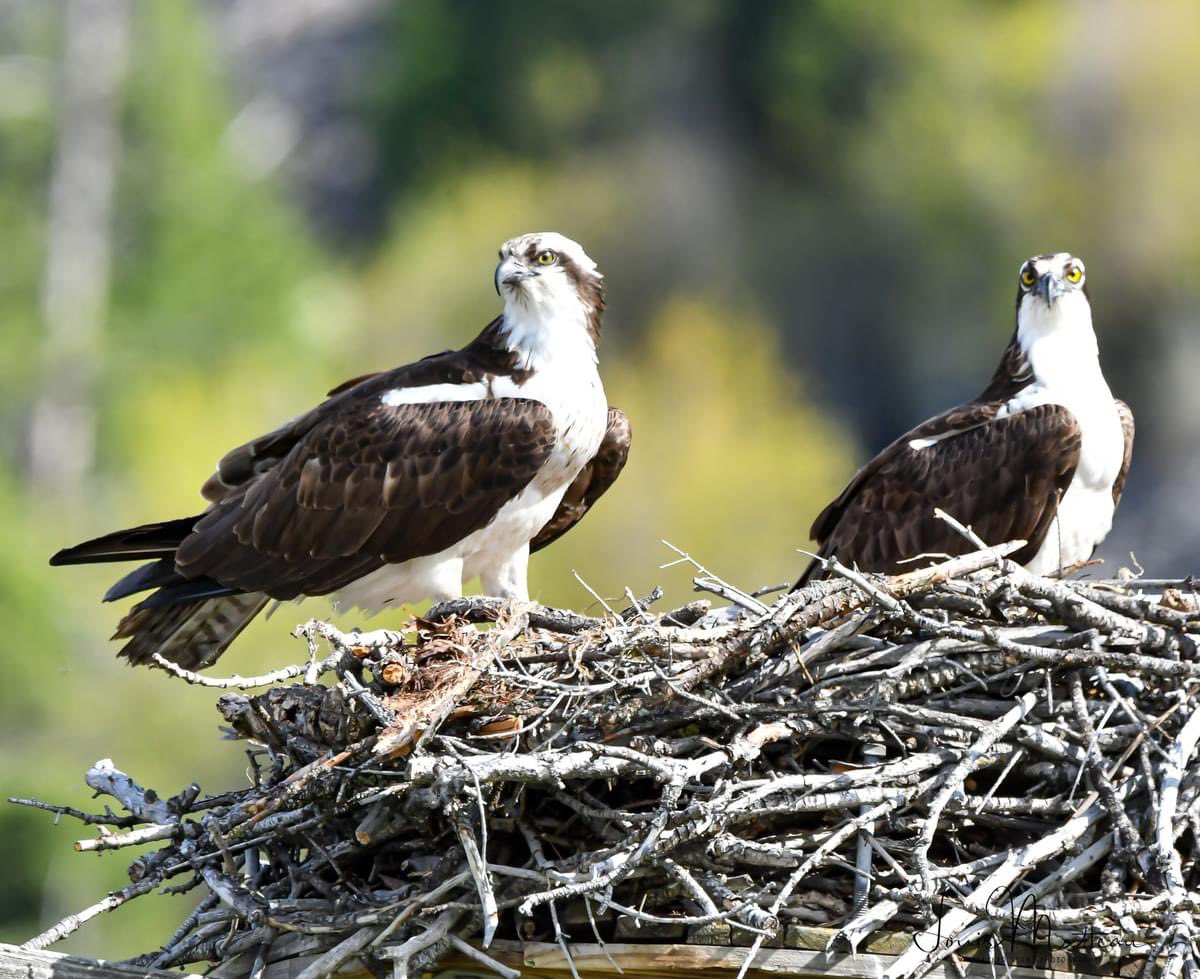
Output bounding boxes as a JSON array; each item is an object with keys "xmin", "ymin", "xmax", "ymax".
[{"xmin": 14, "ymin": 541, "xmax": 1200, "ymax": 979}]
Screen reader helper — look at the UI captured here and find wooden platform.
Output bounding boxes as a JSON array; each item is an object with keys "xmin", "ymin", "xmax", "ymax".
[
  {"xmin": 1, "ymin": 935, "xmax": 1135, "ymax": 979},
  {"xmin": 423, "ymin": 940, "xmax": 1121, "ymax": 979}
]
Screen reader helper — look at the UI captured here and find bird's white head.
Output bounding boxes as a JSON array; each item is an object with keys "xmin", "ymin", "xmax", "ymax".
[
  {"xmin": 1015, "ymin": 252, "xmax": 1097, "ymax": 363},
  {"xmin": 494, "ymin": 232, "xmax": 605, "ymax": 368}
]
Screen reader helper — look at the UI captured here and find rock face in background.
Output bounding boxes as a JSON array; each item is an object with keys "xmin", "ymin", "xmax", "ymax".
[{"xmin": 210, "ymin": 0, "xmax": 388, "ymax": 242}]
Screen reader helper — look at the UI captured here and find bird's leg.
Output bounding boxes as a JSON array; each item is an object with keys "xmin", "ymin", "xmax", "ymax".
[{"xmin": 481, "ymin": 545, "xmax": 530, "ymax": 602}]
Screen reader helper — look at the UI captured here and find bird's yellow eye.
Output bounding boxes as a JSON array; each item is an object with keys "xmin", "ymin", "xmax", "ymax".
[
  {"xmin": 1020, "ymin": 267, "xmax": 1037, "ymax": 288},
  {"xmin": 535, "ymin": 250, "xmax": 557, "ymax": 266},
  {"xmin": 1065, "ymin": 265, "xmax": 1083, "ymax": 284}
]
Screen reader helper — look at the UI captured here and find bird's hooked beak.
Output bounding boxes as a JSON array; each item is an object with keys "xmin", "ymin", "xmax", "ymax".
[
  {"xmin": 495, "ymin": 256, "xmax": 535, "ymax": 296},
  {"xmin": 1036, "ymin": 271, "xmax": 1063, "ymax": 307}
]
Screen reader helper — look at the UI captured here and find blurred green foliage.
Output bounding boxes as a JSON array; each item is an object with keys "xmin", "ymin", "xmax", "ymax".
[
  {"xmin": 112, "ymin": 3, "xmax": 316, "ymax": 364},
  {"xmin": 2, "ymin": 0, "xmax": 1200, "ymax": 962}
]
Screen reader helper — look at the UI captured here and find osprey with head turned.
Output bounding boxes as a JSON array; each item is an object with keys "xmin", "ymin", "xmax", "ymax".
[
  {"xmin": 52, "ymin": 232, "xmax": 631, "ymax": 670},
  {"xmin": 799, "ymin": 252, "xmax": 1134, "ymax": 584}
]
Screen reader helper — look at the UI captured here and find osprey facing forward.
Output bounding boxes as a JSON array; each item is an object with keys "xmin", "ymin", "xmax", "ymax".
[
  {"xmin": 52, "ymin": 232, "xmax": 631, "ymax": 670},
  {"xmin": 799, "ymin": 253, "xmax": 1133, "ymax": 585}
]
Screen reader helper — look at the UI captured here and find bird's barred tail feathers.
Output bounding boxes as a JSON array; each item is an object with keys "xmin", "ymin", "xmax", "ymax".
[{"xmin": 113, "ymin": 592, "xmax": 269, "ymax": 671}]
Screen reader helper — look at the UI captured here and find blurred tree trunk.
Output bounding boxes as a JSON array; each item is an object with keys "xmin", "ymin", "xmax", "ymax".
[{"xmin": 28, "ymin": 0, "xmax": 129, "ymax": 500}]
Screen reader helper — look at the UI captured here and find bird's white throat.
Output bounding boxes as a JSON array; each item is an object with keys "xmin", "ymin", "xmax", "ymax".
[
  {"xmin": 500, "ymin": 292, "xmax": 598, "ymax": 374},
  {"xmin": 1004, "ymin": 289, "xmax": 1116, "ymax": 430},
  {"xmin": 1017, "ymin": 290, "xmax": 1103, "ymax": 396}
]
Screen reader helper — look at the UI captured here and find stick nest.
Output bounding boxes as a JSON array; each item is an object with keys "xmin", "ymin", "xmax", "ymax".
[{"xmin": 15, "ymin": 543, "xmax": 1200, "ymax": 979}]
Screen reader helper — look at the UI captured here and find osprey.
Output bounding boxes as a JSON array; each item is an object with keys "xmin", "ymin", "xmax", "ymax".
[
  {"xmin": 798, "ymin": 252, "xmax": 1133, "ymax": 585},
  {"xmin": 52, "ymin": 232, "xmax": 631, "ymax": 670}
]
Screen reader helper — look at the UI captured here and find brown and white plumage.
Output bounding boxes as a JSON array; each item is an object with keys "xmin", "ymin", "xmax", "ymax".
[
  {"xmin": 530, "ymin": 407, "xmax": 631, "ymax": 552},
  {"xmin": 798, "ymin": 252, "xmax": 1133, "ymax": 586},
  {"xmin": 52, "ymin": 232, "xmax": 631, "ymax": 670}
]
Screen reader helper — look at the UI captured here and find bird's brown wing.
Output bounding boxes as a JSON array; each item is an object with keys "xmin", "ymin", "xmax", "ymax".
[
  {"xmin": 200, "ymin": 372, "xmax": 391, "ymax": 504},
  {"xmin": 798, "ymin": 402, "xmax": 1082, "ymax": 585},
  {"xmin": 199, "ymin": 319, "xmax": 521, "ymax": 504},
  {"xmin": 530, "ymin": 407, "xmax": 631, "ymax": 553},
  {"xmin": 1112, "ymin": 399, "xmax": 1135, "ymax": 506},
  {"xmin": 177, "ymin": 393, "xmax": 557, "ymax": 599}
]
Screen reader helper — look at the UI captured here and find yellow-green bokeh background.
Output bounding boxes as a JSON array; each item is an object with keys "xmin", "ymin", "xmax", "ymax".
[{"xmin": 2, "ymin": 0, "xmax": 1199, "ymax": 960}]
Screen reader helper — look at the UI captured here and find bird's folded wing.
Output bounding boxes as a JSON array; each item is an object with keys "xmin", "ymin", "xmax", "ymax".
[
  {"xmin": 177, "ymin": 394, "xmax": 557, "ymax": 599},
  {"xmin": 531, "ymin": 406, "xmax": 631, "ymax": 553},
  {"xmin": 806, "ymin": 402, "xmax": 1082, "ymax": 577},
  {"xmin": 1112, "ymin": 399, "xmax": 1135, "ymax": 506},
  {"xmin": 199, "ymin": 322, "xmax": 513, "ymax": 504}
]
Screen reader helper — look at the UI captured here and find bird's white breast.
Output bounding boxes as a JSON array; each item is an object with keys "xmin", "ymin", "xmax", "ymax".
[
  {"xmin": 459, "ymin": 361, "xmax": 606, "ymax": 586},
  {"xmin": 1002, "ymin": 324, "xmax": 1125, "ymax": 574}
]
